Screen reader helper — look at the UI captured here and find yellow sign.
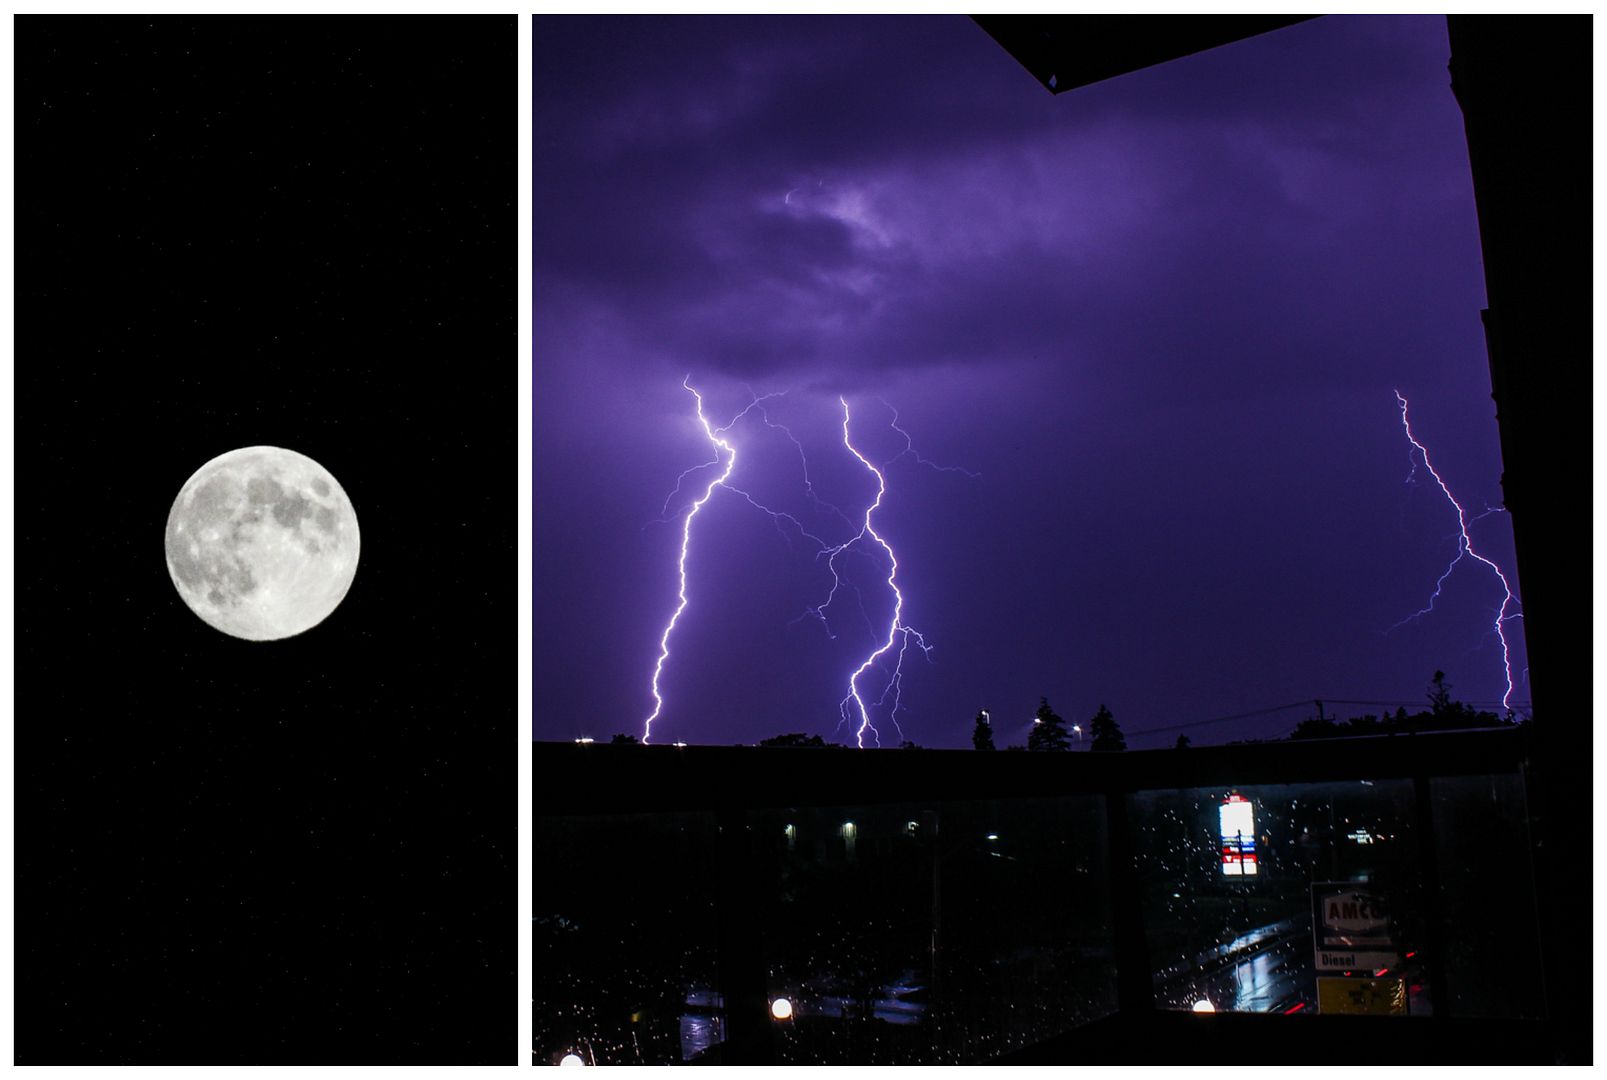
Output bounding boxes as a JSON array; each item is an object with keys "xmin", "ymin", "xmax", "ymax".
[{"xmin": 1317, "ymin": 976, "xmax": 1406, "ymax": 1015}]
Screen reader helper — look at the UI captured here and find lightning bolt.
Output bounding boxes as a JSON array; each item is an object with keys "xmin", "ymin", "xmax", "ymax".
[
  {"xmin": 830, "ymin": 397, "xmax": 933, "ymax": 748},
  {"xmin": 644, "ymin": 385, "xmax": 963, "ymax": 746},
  {"xmin": 644, "ymin": 383, "xmax": 855, "ymax": 743},
  {"xmin": 642, "ymin": 379, "xmax": 738, "ymax": 745},
  {"xmin": 1390, "ymin": 390, "xmax": 1521, "ymax": 712}
]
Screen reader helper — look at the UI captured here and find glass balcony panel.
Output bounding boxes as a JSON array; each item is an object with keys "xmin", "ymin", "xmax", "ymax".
[
  {"xmin": 1129, "ymin": 780, "xmax": 1430, "ymax": 1016},
  {"xmin": 749, "ymin": 797, "xmax": 1116, "ymax": 1064},
  {"xmin": 533, "ymin": 812, "xmax": 724, "ymax": 1064},
  {"xmin": 1432, "ymin": 773, "xmax": 1545, "ymax": 1019}
]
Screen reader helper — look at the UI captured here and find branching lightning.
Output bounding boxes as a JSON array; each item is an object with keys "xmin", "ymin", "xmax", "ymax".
[
  {"xmin": 644, "ymin": 383, "xmax": 854, "ymax": 742},
  {"xmin": 643, "ymin": 384, "xmax": 965, "ymax": 747},
  {"xmin": 748, "ymin": 392, "xmax": 859, "ymax": 533},
  {"xmin": 882, "ymin": 399, "xmax": 982, "ymax": 479},
  {"xmin": 830, "ymin": 397, "xmax": 933, "ymax": 748},
  {"xmin": 1391, "ymin": 390, "xmax": 1521, "ymax": 712},
  {"xmin": 642, "ymin": 379, "xmax": 738, "ymax": 745}
]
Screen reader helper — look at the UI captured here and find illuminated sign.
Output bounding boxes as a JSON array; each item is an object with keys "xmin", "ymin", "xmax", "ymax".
[
  {"xmin": 1311, "ymin": 882, "xmax": 1400, "ymax": 971},
  {"xmin": 1219, "ymin": 793, "xmax": 1257, "ymax": 876}
]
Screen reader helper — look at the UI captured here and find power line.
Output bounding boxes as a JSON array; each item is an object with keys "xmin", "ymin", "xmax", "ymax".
[
  {"xmin": 1323, "ymin": 698, "xmax": 1531, "ymax": 710},
  {"xmin": 1126, "ymin": 701, "xmax": 1312, "ymax": 737}
]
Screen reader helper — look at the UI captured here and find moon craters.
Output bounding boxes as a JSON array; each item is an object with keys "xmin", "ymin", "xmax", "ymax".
[{"xmin": 165, "ymin": 446, "xmax": 360, "ymax": 641}]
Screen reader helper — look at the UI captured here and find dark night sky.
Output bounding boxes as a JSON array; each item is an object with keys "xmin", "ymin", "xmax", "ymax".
[
  {"xmin": 16, "ymin": 19, "xmax": 513, "ymax": 1062},
  {"xmin": 534, "ymin": 15, "xmax": 1527, "ymax": 750}
]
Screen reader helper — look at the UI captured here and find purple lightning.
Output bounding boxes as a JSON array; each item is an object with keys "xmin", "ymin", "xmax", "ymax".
[
  {"xmin": 642, "ymin": 379, "xmax": 738, "ymax": 745},
  {"xmin": 645, "ymin": 383, "xmax": 857, "ymax": 742},
  {"xmin": 883, "ymin": 399, "xmax": 982, "ymax": 479},
  {"xmin": 749, "ymin": 391, "xmax": 858, "ymax": 533},
  {"xmin": 644, "ymin": 385, "xmax": 961, "ymax": 746},
  {"xmin": 1391, "ymin": 390, "xmax": 1521, "ymax": 712},
  {"xmin": 831, "ymin": 397, "xmax": 933, "ymax": 748}
]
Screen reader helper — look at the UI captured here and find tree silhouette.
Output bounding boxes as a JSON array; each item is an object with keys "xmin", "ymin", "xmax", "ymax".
[
  {"xmin": 1428, "ymin": 670, "xmax": 1454, "ymax": 717},
  {"xmin": 972, "ymin": 710, "xmax": 996, "ymax": 751},
  {"xmin": 758, "ymin": 732, "xmax": 828, "ymax": 748},
  {"xmin": 1027, "ymin": 697, "xmax": 1072, "ymax": 751},
  {"xmin": 1088, "ymin": 705, "xmax": 1126, "ymax": 752},
  {"xmin": 610, "ymin": 733, "xmax": 640, "ymax": 745},
  {"xmin": 1289, "ymin": 675, "xmax": 1507, "ymax": 741},
  {"xmin": 1175, "ymin": 735, "xmax": 1192, "ymax": 750},
  {"xmin": 1289, "ymin": 705, "xmax": 1339, "ymax": 741}
]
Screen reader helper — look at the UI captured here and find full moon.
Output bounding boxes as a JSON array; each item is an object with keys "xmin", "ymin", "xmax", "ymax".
[{"xmin": 165, "ymin": 446, "xmax": 360, "ymax": 641}]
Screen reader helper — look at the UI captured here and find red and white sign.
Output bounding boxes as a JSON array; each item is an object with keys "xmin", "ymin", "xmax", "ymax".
[
  {"xmin": 1312, "ymin": 882, "xmax": 1400, "ymax": 972},
  {"xmin": 1219, "ymin": 793, "xmax": 1257, "ymax": 877}
]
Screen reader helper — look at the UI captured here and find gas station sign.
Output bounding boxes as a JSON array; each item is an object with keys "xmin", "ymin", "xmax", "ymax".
[
  {"xmin": 1311, "ymin": 882, "xmax": 1400, "ymax": 972},
  {"xmin": 1219, "ymin": 793, "xmax": 1257, "ymax": 876}
]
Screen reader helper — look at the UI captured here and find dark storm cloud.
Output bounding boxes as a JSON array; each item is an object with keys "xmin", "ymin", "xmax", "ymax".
[
  {"xmin": 537, "ymin": 16, "xmax": 1480, "ymax": 391},
  {"xmin": 535, "ymin": 17, "xmax": 1050, "ymax": 168}
]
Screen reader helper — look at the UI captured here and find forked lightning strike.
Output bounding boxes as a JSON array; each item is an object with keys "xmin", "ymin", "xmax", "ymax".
[
  {"xmin": 832, "ymin": 397, "xmax": 933, "ymax": 748},
  {"xmin": 642, "ymin": 380, "xmax": 738, "ymax": 745},
  {"xmin": 643, "ymin": 384, "xmax": 965, "ymax": 746},
  {"xmin": 643, "ymin": 384, "xmax": 847, "ymax": 742},
  {"xmin": 1391, "ymin": 390, "xmax": 1521, "ymax": 712}
]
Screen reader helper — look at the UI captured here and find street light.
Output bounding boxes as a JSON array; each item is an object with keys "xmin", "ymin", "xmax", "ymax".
[
  {"xmin": 559, "ymin": 1053, "xmax": 586, "ymax": 1066},
  {"xmin": 771, "ymin": 997, "xmax": 794, "ymax": 1021},
  {"xmin": 1192, "ymin": 999, "xmax": 1215, "ymax": 1013}
]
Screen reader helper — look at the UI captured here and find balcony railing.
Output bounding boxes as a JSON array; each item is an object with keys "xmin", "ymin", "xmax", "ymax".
[{"xmin": 534, "ymin": 727, "xmax": 1551, "ymax": 1064}]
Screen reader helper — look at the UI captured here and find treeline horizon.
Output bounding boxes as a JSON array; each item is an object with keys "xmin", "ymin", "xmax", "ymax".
[{"xmin": 589, "ymin": 670, "xmax": 1522, "ymax": 750}]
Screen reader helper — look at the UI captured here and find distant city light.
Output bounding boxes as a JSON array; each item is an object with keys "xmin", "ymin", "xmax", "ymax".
[
  {"xmin": 771, "ymin": 997, "xmax": 793, "ymax": 1020},
  {"xmin": 985, "ymin": 833, "xmax": 999, "ymax": 841},
  {"xmin": 574, "ymin": 738, "xmax": 594, "ymax": 745},
  {"xmin": 1220, "ymin": 793, "xmax": 1258, "ymax": 877},
  {"xmin": 559, "ymin": 1053, "xmax": 586, "ymax": 1066},
  {"xmin": 672, "ymin": 741, "xmax": 688, "ymax": 748},
  {"xmin": 1192, "ymin": 999, "xmax": 1215, "ymax": 1013}
]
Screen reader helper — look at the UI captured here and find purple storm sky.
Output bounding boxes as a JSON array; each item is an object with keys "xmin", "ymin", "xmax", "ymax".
[{"xmin": 534, "ymin": 15, "xmax": 1527, "ymax": 750}]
